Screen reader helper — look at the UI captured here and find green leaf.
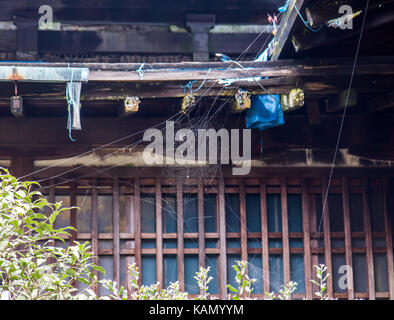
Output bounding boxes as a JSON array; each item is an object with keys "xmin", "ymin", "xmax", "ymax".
[
  {"xmin": 48, "ymin": 211, "xmax": 59, "ymax": 225},
  {"xmin": 227, "ymin": 284, "xmax": 238, "ymax": 293},
  {"xmin": 91, "ymin": 265, "xmax": 105, "ymax": 274}
]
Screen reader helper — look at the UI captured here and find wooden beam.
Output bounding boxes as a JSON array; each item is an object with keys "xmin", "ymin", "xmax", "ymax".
[
  {"xmin": 271, "ymin": 0, "xmax": 306, "ymax": 60},
  {"xmin": 2, "ymin": 57, "xmax": 394, "ymax": 82}
]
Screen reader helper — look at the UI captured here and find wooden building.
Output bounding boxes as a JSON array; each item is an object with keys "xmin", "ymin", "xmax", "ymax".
[{"xmin": 0, "ymin": 0, "xmax": 393, "ymax": 299}]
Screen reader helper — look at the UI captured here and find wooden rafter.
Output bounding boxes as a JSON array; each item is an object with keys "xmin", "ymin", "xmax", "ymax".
[{"xmin": 271, "ymin": 0, "xmax": 306, "ymax": 60}]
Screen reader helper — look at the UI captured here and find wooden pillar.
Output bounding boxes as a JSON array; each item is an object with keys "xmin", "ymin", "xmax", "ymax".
[
  {"xmin": 113, "ymin": 179, "xmax": 120, "ymax": 287},
  {"xmin": 186, "ymin": 14, "xmax": 215, "ymax": 62},
  {"xmin": 155, "ymin": 178, "xmax": 163, "ymax": 289},
  {"xmin": 260, "ymin": 178, "xmax": 270, "ymax": 293},
  {"xmin": 10, "ymin": 156, "xmax": 34, "ymax": 179},
  {"xmin": 218, "ymin": 177, "xmax": 227, "ymax": 298},
  {"xmin": 91, "ymin": 177, "xmax": 99, "ymax": 294},
  {"xmin": 321, "ymin": 178, "xmax": 334, "ymax": 298},
  {"xmin": 383, "ymin": 178, "xmax": 394, "ymax": 300},
  {"xmin": 177, "ymin": 181, "xmax": 185, "ymax": 291},
  {"xmin": 362, "ymin": 177, "xmax": 376, "ymax": 300},
  {"xmin": 134, "ymin": 178, "xmax": 142, "ymax": 286},
  {"xmin": 70, "ymin": 180, "xmax": 77, "ymax": 245},
  {"xmin": 281, "ymin": 177, "xmax": 291, "ymax": 285},
  {"xmin": 239, "ymin": 178, "xmax": 248, "ymax": 264},
  {"xmin": 302, "ymin": 178, "xmax": 313, "ymax": 299},
  {"xmin": 14, "ymin": 20, "xmax": 38, "ymax": 60},
  {"xmin": 342, "ymin": 178, "xmax": 355, "ymax": 299},
  {"xmin": 198, "ymin": 178, "xmax": 205, "ymax": 268},
  {"xmin": 125, "ymin": 182, "xmax": 135, "ymax": 298}
]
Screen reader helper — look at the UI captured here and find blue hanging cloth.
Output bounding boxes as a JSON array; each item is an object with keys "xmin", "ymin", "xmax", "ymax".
[{"xmin": 246, "ymin": 95, "xmax": 284, "ymax": 131}]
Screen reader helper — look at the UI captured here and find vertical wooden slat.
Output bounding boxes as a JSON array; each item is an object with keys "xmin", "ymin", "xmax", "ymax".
[
  {"xmin": 280, "ymin": 177, "xmax": 290, "ymax": 285},
  {"xmin": 342, "ymin": 178, "xmax": 355, "ymax": 300},
  {"xmin": 70, "ymin": 180, "xmax": 77, "ymax": 245},
  {"xmin": 156, "ymin": 178, "xmax": 163, "ymax": 289},
  {"xmin": 113, "ymin": 179, "xmax": 120, "ymax": 287},
  {"xmin": 383, "ymin": 178, "xmax": 394, "ymax": 300},
  {"xmin": 239, "ymin": 178, "xmax": 248, "ymax": 264},
  {"xmin": 260, "ymin": 178, "xmax": 270, "ymax": 293},
  {"xmin": 198, "ymin": 178, "xmax": 205, "ymax": 268},
  {"xmin": 362, "ymin": 177, "xmax": 376, "ymax": 300},
  {"xmin": 91, "ymin": 177, "xmax": 99, "ymax": 294},
  {"xmin": 301, "ymin": 178, "xmax": 312, "ymax": 299},
  {"xmin": 218, "ymin": 177, "xmax": 227, "ymax": 298},
  {"xmin": 48, "ymin": 179, "xmax": 56, "ymax": 264},
  {"xmin": 177, "ymin": 181, "xmax": 185, "ymax": 291},
  {"xmin": 321, "ymin": 178, "xmax": 333, "ymax": 298},
  {"xmin": 134, "ymin": 178, "xmax": 142, "ymax": 286},
  {"xmin": 309, "ymin": 190, "xmax": 318, "ymax": 294},
  {"xmin": 125, "ymin": 188, "xmax": 135, "ymax": 298}
]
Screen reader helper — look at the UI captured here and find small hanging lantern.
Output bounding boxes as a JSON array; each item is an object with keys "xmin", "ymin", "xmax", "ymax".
[
  {"xmin": 124, "ymin": 96, "xmax": 140, "ymax": 114},
  {"xmin": 281, "ymin": 88, "xmax": 304, "ymax": 112},
  {"xmin": 181, "ymin": 93, "xmax": 195, "ymax": 114},
  {"xmin": 10, "ymin": 81, "xmax": 23, "ymax": 117},
  {"xmin": 231, "ymin": 88, "xmax": 251, "ymax": 113}
]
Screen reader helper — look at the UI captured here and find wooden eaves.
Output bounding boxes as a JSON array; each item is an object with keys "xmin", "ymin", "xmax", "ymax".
[{"xmin": 0, "ymin": 57, "xmax": 393, "ymax": 101}]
